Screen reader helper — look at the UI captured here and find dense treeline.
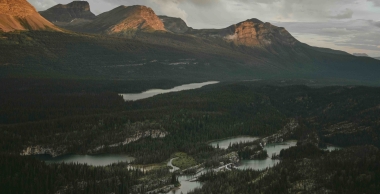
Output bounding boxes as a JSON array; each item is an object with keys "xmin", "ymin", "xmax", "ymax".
[
  {"xmin": 191, "ymin": 145, "xmax": 380, "ymax": 194},
  {"xmin": 278, "ymin": 143, "xmax": 325, "ymax": 159},
  {"xmin": 1, "ymin": 80, "xmax": 380, "ymax": 165},
  {"xmin": 1, "ymin": 80, "xmax": 380, "ymax": 193},
  {"xmin": 0, "ymin": 154, "xmax": 171, "ymax": 194}
]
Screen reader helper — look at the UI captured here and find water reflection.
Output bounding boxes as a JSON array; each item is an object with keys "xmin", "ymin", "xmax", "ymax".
[
  {"xmin": 238, "ymin": 140, "xmax": 297, "ymax": 170},
  {"xmin": 121, "ymin": 81, "xmax": 219, "ymax": 101}
]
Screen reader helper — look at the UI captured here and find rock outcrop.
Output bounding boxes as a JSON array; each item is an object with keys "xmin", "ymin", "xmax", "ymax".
[
  {"xmin": 91, "ymin": 129, "xmax": 169, "ymax": 152},
  {"xmin": 188, "ymin": 18, "xmax": 299, "ymax": 48},
  {"xmin": 0, "ymin": 0, "xmax": 59, "ymax": 32},
  {"xmin": 39, "ymin": 1, "xmax": 96, "ymax": 23},
  {"xmin": 158, "ymin": 15, "xmax": 189, "ymax": 33},
  {"xmin": 225, "ymin": 19, "xmax": 299, "ymax": 47},
  {"xmin": 21, "ymin": 145, "xmax": 67, "ymax": 157},
  {"xmin": 80, "ymin": 5, "xmax": 165, "ymax": 34}
]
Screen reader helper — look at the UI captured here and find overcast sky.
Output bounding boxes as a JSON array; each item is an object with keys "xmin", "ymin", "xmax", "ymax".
[{"xmin": 30, "ymin": 0, "xmax": 380, "ymax": 57}]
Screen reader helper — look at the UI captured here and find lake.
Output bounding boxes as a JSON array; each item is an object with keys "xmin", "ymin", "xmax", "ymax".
[
  {"xmin": 168, "ymin": 137, "xmax": 341, "ymax": 193},
  {"xmin": 237, "ymin": 141, "xmax": 342, "ymax": 170},
  {"xmin": 121, "ymin": 81, "xmax": 219, "ymax": 101},
  {"xmin": 237, "ymin": 140, "xmax": 297, "ymax": 170},
  {"xmin": 209, "ymin": 136, "xmax": 260, "ymax": 149},
  {"xmin": 36, "ymin": 154, "xmax": 135, "ymax": 166}
]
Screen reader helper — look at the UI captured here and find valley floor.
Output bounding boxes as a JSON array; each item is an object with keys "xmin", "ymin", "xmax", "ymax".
[{"xmin": 1, "ymin": 78, "xmax": 380, "ymax": 193}]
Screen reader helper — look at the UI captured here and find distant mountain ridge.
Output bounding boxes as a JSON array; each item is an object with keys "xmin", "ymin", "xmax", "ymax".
[
  {"xmin": 0, "ymin": 0, "xmax": 59, "ymax": 32},
  {"xmin": 353, "ymin": 53, "xmax": 369, "ymax": 57},
  {"xmin": 75, "ymin": 5, "xmax": 165, "ymax": 34},
  {"xmin": 39, "ymin": 1, "xmax": 96, "ymax": 23},
  {"xmin": 186, "ymin": 18, "xmax": 299, "ymax": 49},
  {"xmin": 1, "ymin": 0, "xmax": 380, "ymax": 85}
]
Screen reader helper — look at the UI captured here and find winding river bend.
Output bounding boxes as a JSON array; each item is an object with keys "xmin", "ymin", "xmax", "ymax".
[{"xmin": 120, "ymin": 81, "xmax": 219, "ymax": 101}]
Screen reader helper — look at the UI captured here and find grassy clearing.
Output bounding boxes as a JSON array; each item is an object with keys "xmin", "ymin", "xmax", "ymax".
[{"xmin": 172, "ymin": 152, "xmax": 197, "ymax": 169}]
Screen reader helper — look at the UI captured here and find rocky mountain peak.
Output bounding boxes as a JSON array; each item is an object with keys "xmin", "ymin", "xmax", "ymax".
[
  {"xmin": 244, "ymin": 18, "xmax": 264, "ymax": 24},
  {"xmin": 158, "ymin": 15, "xmax": 189, "ymax": 33},
  {"xmin": 225, "ymin": 18, "xmax": 299, "ymax": 47},
  {"xmin": 85, "ymin": 4, "xmax": 165, "ymax": 34},
  {"xmin": 62, "ymin": 1, "xmax": 91, "ymax": 10},
  {"xmin": 0, "ymin": 0, "xmax": 37, "ymax": 17},
  {"xmin": 40, "ymin": 1, "xmax": 96, "ymax": 23},
  {"xmin": 0, "ymin": 0, "xmax": 59, "ymax": 32}
]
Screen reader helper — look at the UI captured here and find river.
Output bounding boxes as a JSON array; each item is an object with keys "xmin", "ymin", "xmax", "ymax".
[{"xmin": 120, "ymin": 81, "xmax": 219, "ymax": 101}]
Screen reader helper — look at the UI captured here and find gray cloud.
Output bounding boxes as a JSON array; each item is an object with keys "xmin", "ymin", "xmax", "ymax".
[
  {"xmin": 368, "ymin": 0, "xmax": 380, "ymax": 6},
  {"xmin": 369, "ymin": 20, "xmax": 380, "ymax": 28},
  {"xmin": 329, "ymin": 9, "xmax": 354, "ymax": 19},
  {"xmin": 28, "ymin": 0, "xmax": 57, "ymax": 10},
  {"xmin": 275, "ymin": 20, "xmax": 380, "ymax": 56}
]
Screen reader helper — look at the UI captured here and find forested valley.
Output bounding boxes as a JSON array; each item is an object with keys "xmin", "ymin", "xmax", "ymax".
[{"xmin": 1, "ymin": 78, "xmax": 380, "ymax": 193}]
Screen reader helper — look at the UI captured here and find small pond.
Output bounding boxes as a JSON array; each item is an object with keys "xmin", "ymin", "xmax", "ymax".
[
  {"xmin": 121, "ymin": 81, "xmax": 219, "ymax": 101},
  {"xmin": 36, "ymin": 154, "xmax": 135, "ymax": 166}
]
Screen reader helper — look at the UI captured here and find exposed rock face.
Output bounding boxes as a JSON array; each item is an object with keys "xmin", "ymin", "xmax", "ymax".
[
  {"xmin": 0, "ymin": 0, "xmax": 59, "ymax": 32},
  {"xmin": 188, "ymin": 18, "xmax": 299, "ymax": 48},
  {"xmin": 21, "ymin": 145, "xmax": 67, "ymax": 157},
  {"xmin": 80, "ymin": 5, "xmax": 165, "ymax": 34},
  {"xmin": 158, "ymin": 15, "xmax": 189, "ymax": 33},
  {"xmin": 262, "ymin": 118, "xmax": 299, "ymax": 144},
  {"xmin": 91, "ymin": 129, "xmax": 169, "ymax": 152},
  {"xmin": 226, "ymin": 19, "xmax": 299, "ymax": 47},
  {"xmin": 39, "ymin": 1, "xmax": 96, "ymax": 23}
]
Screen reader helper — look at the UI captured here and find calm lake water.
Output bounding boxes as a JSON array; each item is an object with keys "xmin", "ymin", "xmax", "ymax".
[
  {"xmin": 170, "ymin": 137, "xmax": 342, "ymax": 193},
  {"xmin": 209, "ymin": 136, "xmax": 260, "ymax": 149},
  {"xmin": 36, "ymin": 154, "xmax": 135, "ymax": 166},
  {"xmin": 238, "ymin": 141, "xmax": 342, "ymax": 170},
  {"xmin": 121, "ymin": 81, "xmax": 219, "ymax": 101},
  {"xmin": 237, "ymin": 140, "xmax": 297, "ymax": 170}
]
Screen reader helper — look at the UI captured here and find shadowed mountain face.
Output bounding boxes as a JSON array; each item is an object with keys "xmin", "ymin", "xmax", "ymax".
[
  {"xmin": 39, "ymin": 1, "xmax": 96, "ymax": 26},
  {"xmin": 158, "ymin": 15, "xmax": 189, "ymax": 34},
  {"xmin": 77, "ymin": 5, "xmax": 165, "ymax": 34},
  {"xmin": 375, "ymin": 57, "xmax": 380, "ymax": 60},
  {"xmin": 0, "ymin": 0, "xmax": 59, "ymax": 32}
]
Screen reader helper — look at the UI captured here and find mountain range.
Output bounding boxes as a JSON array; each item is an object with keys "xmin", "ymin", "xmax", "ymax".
[{"xmin": 1, "ymin": 0, "xmax": 380, "ymax": 85}]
